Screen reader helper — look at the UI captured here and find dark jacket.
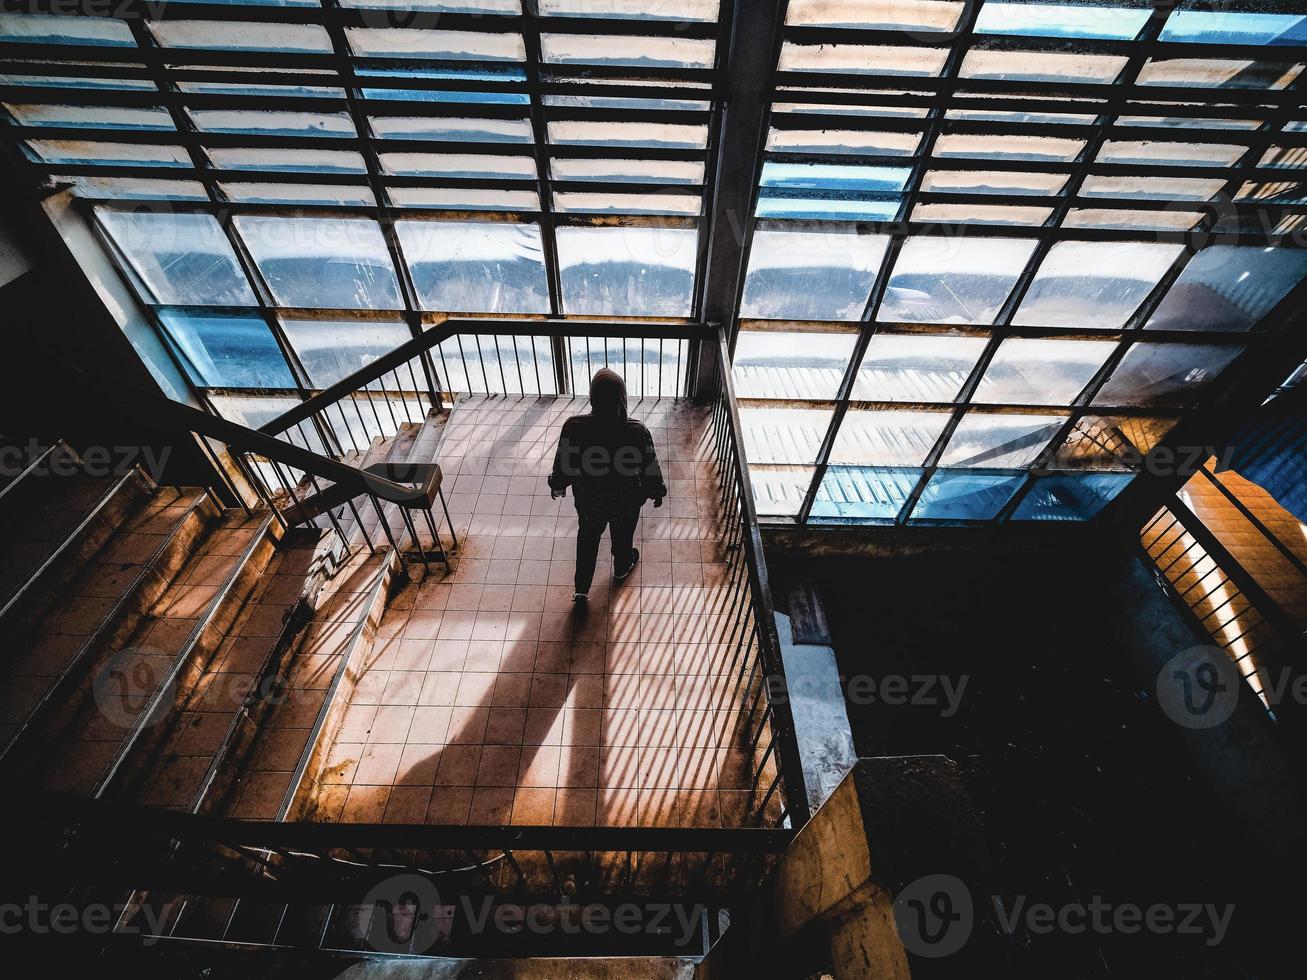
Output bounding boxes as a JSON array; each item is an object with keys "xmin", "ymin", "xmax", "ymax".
[{"xmin": 548, "ymin": 369, "xmax": 667, "ymax": 519}]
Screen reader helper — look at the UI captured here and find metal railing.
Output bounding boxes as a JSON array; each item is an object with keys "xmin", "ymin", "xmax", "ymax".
[{"xmin": 708, "ymin": 325, "xmax": 812, "ymax": 829}]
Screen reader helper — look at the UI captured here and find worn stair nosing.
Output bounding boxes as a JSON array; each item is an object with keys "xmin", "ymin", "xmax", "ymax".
[
  {"xmin": 93, "ymin": 512, "xmax": 284, "ymax": 800},
  {"xmin": 0, "ymin": 489, "xmax": 223, "ymax": 774}
]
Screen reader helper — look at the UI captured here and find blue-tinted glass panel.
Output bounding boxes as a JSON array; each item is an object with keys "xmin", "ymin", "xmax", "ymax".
[
  {"xmin": 556, "ymin": 226, "xmax": 698, "ymax": 317},
  {"xmin": 359, "ymin": 66, "xmax": 529, "ymax": 104},
  {"xmin": 757, "ymin": 161, "xmax": 907, "ymax": 219},
  {"xmin": 97, "ymin": 209, "xmax": 256, "ymax": 306},
  {"xmin": 189, "ymin": 110, "xmax": 356, "ymax": 138},
  {"xmin": 280, "ymin": 319, "xmax": 413, "ymax": 388},
  {"xmin": 26, "ymin": 140, "xmax": 190, "ymax": 168},
  {"xmin": 1146, "ymin": 246, "xmax": 1307, "ymax": 332},
  {"xmin": 911, "ymin": 471, "xmax": 1025, "ymax": 520},
  {"xmin": 4, "ymin": 104, "xmax": 174, "ymax": 130},
  {"xmin": 540, "ymin": 34, "xmax": 715, "ymax": 68},
  {"xmin": 397, "ymin": 221, "xmax": 550, "ymax": 314},
  {"xmin": 810, "ymin": 467, "xmax": 922, "ymax": 521},
  {"xmin": 1011, "ymin": 473, "xmax": 1132, "ymax": 521},
  {"xmin": 1161, "ymin": 11, "xmax": 1307, "ymax": 46},
  {"xmin": 740, "ymin": 229, "xmax": 890, "ymax": 321},
  {"xmin": 976, "ymin": 3, "xmax": 1151, "ymax": 40},
  {"xmin": 159, "ymin": 311, "xmax": 294, "ymax": 389},
  {"xmin": 234, "ymin": 216, "xmax": 403, "ymax": 310}
]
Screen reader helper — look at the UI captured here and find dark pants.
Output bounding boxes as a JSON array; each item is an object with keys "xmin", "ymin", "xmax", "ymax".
[{"xmin": 575, "ymin": 505, "xmax": 640, "ymax": 593}]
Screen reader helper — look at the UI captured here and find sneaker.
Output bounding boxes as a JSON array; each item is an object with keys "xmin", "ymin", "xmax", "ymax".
[
  {"xmin": 614, "ymin": 548, "xmax": 640, "ymax": 581},
  {"xmin": 573, "ymin": 592, "xmax": 588, "ymax": 604}
]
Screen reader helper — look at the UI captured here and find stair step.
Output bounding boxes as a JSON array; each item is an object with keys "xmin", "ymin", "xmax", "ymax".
[
  {"xmin": 38, "ymin": 510, "xmax": 283, "ymax": 796},
  {"xmin": 0, "ymin": 453, "xmax": 156, "ymax": 633},
  {"xmin": 0, "ymin": 487, "xmax": 221, "ymax": 767}
]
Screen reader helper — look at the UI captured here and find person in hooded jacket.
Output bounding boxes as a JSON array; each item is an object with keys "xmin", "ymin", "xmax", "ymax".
[{"xmin": 548, "ymin": 369, "xmax": 667, "ymax": 602}]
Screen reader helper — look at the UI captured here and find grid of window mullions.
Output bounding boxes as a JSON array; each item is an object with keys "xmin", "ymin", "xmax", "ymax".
[{"xmin": 764, "ymin": 5, "xmax": 1307, "ymax": 525}]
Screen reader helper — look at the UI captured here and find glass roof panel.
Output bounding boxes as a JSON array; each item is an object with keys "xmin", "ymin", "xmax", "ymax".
[
  {"xmin": 4, "ymin": 104, "xmax": 174, "ymax": 130},
  {"xmin": 234, "ymin": 216, "xmax": 403, "ymax": 310},
  {"xmin": 959, "ymin": 49, "xmax": 1128, "ymax": 84},
  {"xmin": 547, "ymin": 120, "xmax": 708, "ymax": 148},
  {"xmin": 1063, "ymin": 209, "xmax": 1203, "ymax": 231},
  {"xmin": 1095, "ymin": 342, "xmax": 1243, "ymax": 407},
  {"xmin": 189, "ymin": 110, "xmax": 357, "ymax": 138},
  {"xmin": 25, "ymin": 139, "xmax": 190, "ymax": 168},
  {"xmin": 937, "ymin": 412, "xmax": 1066, "ymax": 468},
  {"xmin": 740, "ymin": 229, "xmax": 890, "ymax": 321},
  {"xmin": 555, "ymin": 225, "xmax": 699, "ymax": 317},
  {"xmin": 1136, "ymin": 58, "xmax": 1304, "ymax": 89},
  {"xmin": 933, "ymin": 133, "xmax": 1086, "ymax": 162},
  {"xmin": 766, "ymin": 128, "xmax": 922, "ymax": 156},
  {"xmin": 975, "ymin": 3, "xmax": 1152, "ymax": 40},
  {"xmin": 851, "ymin": 334, "xmax": 989, "ymax": 402},
  {"xmin": 340, "ymin": 0, "xmax": 521, "ymax": 12},
  {"xmin": 381, "ymin": 151, "xmax": 536, "ymax": 178},
  {"xmin": 1146, "ymin": 246, "xmax": 1307, "ymax": 333},
  {"xmin": 1013, "ymin": 240, "xmax": 1185, "ymax": 329},
  {"xmin": 911, "ymin": 471, "xmax": 1026, "ymax": 520},
  {"xmin": 972, "ymin": 338, "xmax": 1116, "ymax": 405},
  {"xmin": 1161, "ymin": 10, "xmax": 1307, "ymax": 46},
  {"xmin": 785, "ymin": 0, "xmax": 964, "ymax": 31},
  {"xmin": 554, "ymin": 191, "xmax": 701, "ymax": 215},
  {"xmin": 281, "ymin": 317, "xmax": 413, "ymax": 390},
  {"xmin": 752, "ymin": 466, "xmax": 817, "ymax": 518},
  {"xmin": 732, "ymin": 329, "xmax": 859, "ymax": 400},
  {"xmin": 55, "ymin": 175, "xmax": 209, "ymax": 201},
  {"xmin": 1096, "ymin": 139, "xmax": 1247, "ymax": 167},
  {"xmin": 390, "ymin": 187, "xmax": 540, "ymax": 209},
  {"xmin": 0, "ymin": 13, "xmax": 135, "ymax": 46},
  {"xmin": 221, "ymin": 182, "xmax": 377, "ymax": 206},
  {"xmin": 369, "ymin": 115, "xmax": 533, "ymax": 142},
  {"xmin": 877, "ymin": 236, "xmax": 1038, "ymax": 324},
  {"xmin": 1050, "ymin": 415, "xmax": 1177, "ymax": 470},
  {"xmin": 810, "ymin": 467, "xmax": 922, "ymax": 521},
  {"xmin": 1079, "ymin": 174, "xmax": 1226, "ymax": 200},
  {"xmin": 148, "ymin": 20, "xmax": 333, "ymax": 52},
  {"xmin": 1010, "ymin": 472, "xmax": 1131, "ymax": 520},
  {"xmin": 159, "ymin": 310, "xmax": 295, "ymax": 390},
  {"xmin": 208, "ymin": 147, "xmax": 369, "ymax": 173},
  {"xmin": 97, "ymin": 208, "xmax": 256, "ymax": 307},
  {"xmin": 345, "ymin": 28, "xmax": 526, "ymax": 60},
  {"xmin": 540, "ymin": 34, "xmax": 716, "ymax": 68},
  {"xmin": 912, "ymin": 203, "xmax": 1055, "ymax": 225},
  {"xmin": 551, "ymin": 158, "xmax": 704, "ymax": 184},
  {"xmin": 540, "ymin": 0, "xmax": 719, "ymax": 19},
  {"xmin": 740, "ymin": 407, "xmax": 834, "ymax": 464},
  {"xmin": 0, "ymin": 72, "xmax": 155, "ymax": 92},
  {"xmin": 779, "ymin": 43, "xmax": 951, "ymax": 77},
  {"xmin": 829, "ymin": 409, "xmax": 951, "ymax": 466},
  {"xmin": 921, "ymin": 168, "xmax": 1068, "ymax": 195},
  {"xmin": 396, "ymin": 220, "xmax": 550, "ymax": 314}
]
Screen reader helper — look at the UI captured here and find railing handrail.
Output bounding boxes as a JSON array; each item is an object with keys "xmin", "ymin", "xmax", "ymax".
[
  {"xmin": 33, "ymin": 790, "xmax": 794, "ymax": 853},
  {"xmin": 713, "ymin": 324, "xmax": 812, "ymax": 827},
  {"xmin": 259, "ymin": 316, "xmax": 714, "ymax": 437},
  {"xmin": 100, "ymin": 374, "xmax": 432, "ymax": 509}
]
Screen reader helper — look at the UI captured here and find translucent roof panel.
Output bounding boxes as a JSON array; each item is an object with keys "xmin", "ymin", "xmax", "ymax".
[
  {"xmin": 911, "ymin": 471, "xmax": 1026, "ymax": 521},
  {"xmin": 541, "ymin": 0, "xmax": 719, "ymax": 18},
  {"xmin": 1145, "ymin": 246, "xmax": 1307, "ymax": 332},
  {"xmin": 972, "ymin": 338, "xmax": 1117, "ymax": 406},
  {"xmin": 396, "ymin": 221, "xmax": 550, "ymax": 314},
  {"xmin": 369, "ymin": 116, "xmax": 533, "ymax": 142},
  {"xmin": 280, "ymin": 318, "xmax": 414, "ymax": 390},
  {"xmin": 829, "ymin": 409, "xmax": 951, "ymax": 466},
  {"xmin": 921, "ymin": 169, "xmax": 1068, "ymax": 196},
  {"xmin": 959, "ymin": 50, "xmax": 1128, "ymax": 84},
  {"xmin": 740, "ymin": 407, "xmax": 835, "ymax": 465},
  {"xmin": 556, "ymin": 226, "xmax": 699, "ymax": 317},
  {"xmin": 778, "ymin": 43, "xmax": 951, "ymax": 77},
  {"xmin": 1013, "ymin": 241, "xmax": 1186, "ymax": 329},
  {"xmin": 1095, "ymin": 342, "xmax": 1243, "ymax": 408},
  {"xmin": 148, "ymin": 20, "xmax": 333, "ymax": 53},
  {"xmin": 732, "ymin": 329, "xmax": 859, "ymax": 400},
  {"xmin": 851, "ymin": 334, "xmax": 988, "ymax": 402},
  {"xmin": 786, "ymin": 0, "xmax": 964, "ymax": 32},
  {"xmin": 751, "ymin": 466, "xmax": 817, "ymax": 518},
  {"xmin": 0, "ymin": 13, "xmax": 135, "ymax": 46},
  {"xmin": 975, "ymin": 3, "xmax": 1152, "ymax": 40},
  {"xmin": 540, "ymin": 34, "xmax": 716, "ymax": 69},
  {"xmin": 4, "ymin": 104, "xmax": 174, "ymax": 131},
  {"xmin": 208, "ymin": 147, "xmax": 369, "ymax": 174},
  {"xmin": 740, "ymin": 229, "xmax": 890, "ymax": 321},
  {"xmin": 96, "ymin": 209, "xmax": 256, "ymax": 307},
  {"xmin": 1161, "ymin": 10, "xmax": 1307, "ymax": 46},
  {"xmin": 810, "ymin": 466, "xmax": 923, "ymax": 521},
  {"xmin": 345, "ymin": 28, "xmax": 526, "ymax": 61},
  {"xmin": 189, "ymin": 110, "xmax": 357, "ymax": 138},
  {"xmin": 877, "ymin": 236, "xmax": 1038, "ymax": 324},
  {"xmin": 382, "ymin": 152, "xmax": 536, "ymax": 178},
  {"xmin": 234, "ymin": 216, "xmax": 403, "ymax": 310},
  {"xmin": 547, "ymin": 120, "xmax": 708, "ymax": 149},
  {"xmin": 1136, "ymin": 58, "xmax": 1304, "ymax": 90},
  {"xmin": 221, "ymin": 183, "xmax": 377, "ymax": 207},
  {"xmin": 552, "ymin": 158, "xmax": 704, "ymax": 184},
  {"xmin": 937, "ymin": 412, "xmax": 1066, "ymax": 468},
  {"xmin": 25, "ymin": 140, "xmax": 190, "ymax": 168},
  {"xmin": 159, "ymin": 310, "xmax": 295, "ymax": 390},
  {"xmin": 757, "ymin": 161, "xmax": 909, "ymax": 220},
  {"xmin": 1050, "ymin": 415, "xmax": 1177, "ymax": 471}
]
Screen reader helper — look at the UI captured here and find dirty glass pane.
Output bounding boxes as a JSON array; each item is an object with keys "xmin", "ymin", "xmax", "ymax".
[
  {"xmin": 1097, "ymin": 139, "xmax": 1246, "ymax": 167},
  {"xmin": 1080, "ymin": 175, "xmax": 1226, "ymax": 200},
  {"xmin": 556, "ymin": 226, "xmax": 699, "ymax": 317},
  {"xmin": 552, "ymin": 158, "xmax": 704, "ymax": 184},
  {"xmin": 877, "ymin": 236, "xmax": 1037, "ymax": 324},
  {"xmin": 1137, "ymin": 58, "xmax": 1303, "ymax": 90},
  {"xmin": 829, "ymin": 409, "xmax": 951, "ymax": 466},
  {"xmin": 750, "ymin": 466, "xmax": 816, "ymax": 518},
  {"xmin": 1064, "ymin": 209, "xmax": 1203, "ymax": 231},
  {"xmin": 1146, "ymin": 246, "xmax": 1307, "ymax": 332},
  {"xmin": 740, "ymin": 229, "xmax": 890, "ymax": 321},
  {"xmin": 221, "ymin": 183, "xmax": 376, "ymax": 207},
  {"xmin": 382, "ymin": 152, "xmax": 536, "ymax": 178},
  {"xmin": 973, "ymin": 338, "xmax": 1117, "ymax": 406},
  {"xmin": 208, "ymin": 147, "xmax": 368, "ymax": 173},
  {"xmin": 732, "ymin": 329, "xmax": 859, "ymax": 400},
  {"xmin": 159, "ymin": 311, "xmax": 294, "ymax": 389},
  {"xmin": 911, "ymin": 471, "xmax": 1025, "ymax": 520},
  {"xmin": 393, "ymin": 187, "xmax": 540, "ymax": 210},
  {"xmin": 97, "ymin": 208, "xmax": 256, "ymax": 306},
  {"xmin": 934, "ymin": 133, "xmax": 1085, "ymax": 162},
  {"xmin": 370, "ymin": 116, "xmax": 533, "ymax": 142},
  {"xmin": 541, "ymin": 34, "xmax": 715, "ymax": 68},
  {"xmin": 911, "ymin": 203, "xmax": 1054, "ymax": 226},
  {"xmin": 786, "ymin": 0, "xmax": 963, "ymax": 32},
  {"xmin": 281, "ymin": 318, "xmax": 413, "ymax": 389},
  {"xmin": 150, "ymin": 20, "xmax": 333, "ymax": 52},
  {"xmin": 921, "ymin": 169, "xmax": 1067, "ymax": 196},
  {"xmin": 542, "ymin": 0, "xmax": 718, "ymax": 19},
  {"xmin": 25, "ymin": 140, "xmax": 190, "ymax": 168},
  {"xmin": 189, "ymin": 110, "xmax": 356, "ymax": 137},
  {"xmin": 397, "ymin": 221, "xmax": 550, "ymax": 314},
  {"xmin": 851, "ymin": 334, "xmax": 988, "ymax": 402},
  {"xmin": 345, "ymin": 28, "xmax": 525, "ymax": 60},
  {"xmin": 766, "ymin": 129, "xmax": 921, "ymax": 155},
  {"xmin": 4, "ymin": 104, "xmax": 174, "ymax": 130},
  {"xmin": 0, "ymin": 12, "xmax": 135, "ymax": 45},
  {"xmin": 975, "ymin": 3, "xmax": 1151, "ymax": 40},
  {"xmin": 1095, "ymin": 343, "xmax": 1243, "ymax": 408},
  {"xmin": 547, "ymin": 120, "xmax": 708, "ymax": 148},
  {"xmin": 937, "ymin": 412, "xmax": 1066, "ymax": 468},
  {"xmin": 960, "ymin": 49, "xmax": 1127, "ymax": 84},
  {"xmin": 779, "ymin": 43, "xmax": 950, "ymax": 76},
  {"xmin": 1161, "ymin": 10, "xmax": 1307, "ymax": 46},
  {"xmin": 1013, "ymin": 241, "xmax": 1185, "ymax": 329},
  {"xmin": 1049, "ymin": 415, "xmax": 1178, "ymax": 470},
  {"xmin": 235, "ymin": 216, "xmax": 403, "ymax": 310}
]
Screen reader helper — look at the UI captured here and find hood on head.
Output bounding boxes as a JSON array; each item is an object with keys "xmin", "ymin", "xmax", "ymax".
[{"xmin": 588, "ymin": 368, "xmax": 628, "ymax": 421}]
